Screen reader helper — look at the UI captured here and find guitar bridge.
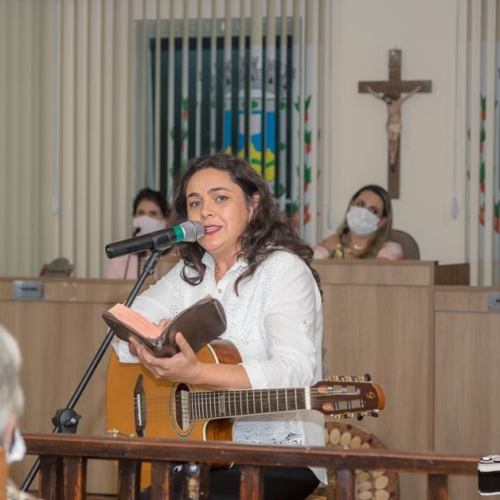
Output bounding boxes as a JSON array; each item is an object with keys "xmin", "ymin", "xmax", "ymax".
[{"xmin": 134, "ymin": 375, "xmax": 146, "ymax": 437}]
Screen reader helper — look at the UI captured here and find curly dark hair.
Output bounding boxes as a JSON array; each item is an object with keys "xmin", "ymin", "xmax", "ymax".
[
  {"xmin": 172, "ymin": 152, "xmax": 322, "ymax": 296},
  {"xmin": 132, "ymin": 188, "xmax": 170, "ymax": 219}
]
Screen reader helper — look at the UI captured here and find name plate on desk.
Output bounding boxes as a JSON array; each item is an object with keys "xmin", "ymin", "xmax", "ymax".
[
  {"xmin": 488, "ymin": 291, "xmax": 500, "ymax": 311},
  {"xmin": 12, "ymin": 281, "xmax": 44, "ymax": 300}
]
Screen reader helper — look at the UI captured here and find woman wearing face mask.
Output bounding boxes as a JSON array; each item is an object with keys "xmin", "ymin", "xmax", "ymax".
[
  {"xmin": 313, "ymin": 184, "xmax": 403, "ymax": 260},
  {"xmin": 105, "ymin": 188, "xmax": 172, "ymax": 279},
  {"xmin": 0, "ymin": 324, "xmax": 40, "ymax": 500}
]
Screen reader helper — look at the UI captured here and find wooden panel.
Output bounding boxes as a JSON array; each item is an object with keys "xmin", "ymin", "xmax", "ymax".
[
  {"xmin": 434, "ymin": 264, "xmax": 470, "ymax": 286},
  {"xmin": 435, "ymin": 309, "xmax": 500, "ymax": 500},
  {"xmin": 435, "ymin": 286, "xmax": 500, "ymax": 312},
  {"xmin": 157, "ymin": 258, "xmax": 468, "ymax": 288},
  {"xmin": 322, "ymin": 284, "xmax": 433, "ymax": 451},
  {"xmin": 3, "ymin": 280, "xmax": 123, "ymax": 494},
  {"xmin": 0, "ymin": 277, "xmax": 141, "ymax": 303},
  {"xmin": 313, "ymin": 260, "xmax": 435, "ymax": 286},
  {"xmin": 321, "ymin": 281, "xmax": 433, "ymax": 499}
]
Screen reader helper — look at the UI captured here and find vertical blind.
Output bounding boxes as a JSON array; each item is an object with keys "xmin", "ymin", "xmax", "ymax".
[
  {"xmin": 464, "ymin": 0, "xmax": 500, "ymax": 285},
  {"xmin": 0, "ymin": 0, "xmax": 330, "ymax": 278}
]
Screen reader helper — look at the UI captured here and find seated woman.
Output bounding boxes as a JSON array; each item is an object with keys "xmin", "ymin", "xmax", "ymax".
[
  {"xmin": 105, "ymin": 188, "xmax": 172, "ymax": 279},
  {"xmin": 313, "ymin": 184, "xmax": 403, "ymax": 260}
]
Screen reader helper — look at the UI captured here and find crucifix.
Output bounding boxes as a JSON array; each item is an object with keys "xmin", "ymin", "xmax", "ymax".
[{"xmin": 358, "ymin": 49, "xmax": 432, "ymax": 198}]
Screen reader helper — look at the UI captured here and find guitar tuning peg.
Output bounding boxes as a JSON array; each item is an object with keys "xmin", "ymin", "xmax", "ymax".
[
  {"xmin": 364, "ymin": 373, "xmax": 371, "ymax": 381},
  {"xmin": 370, "ymin": 411, "xmax": 379, "ymax": 418},
  {"xmin": 356, "ymin": 413, "xmax": 364, "ymax": 421}
]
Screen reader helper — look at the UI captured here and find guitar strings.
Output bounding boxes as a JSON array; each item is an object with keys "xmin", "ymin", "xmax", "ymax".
[
  {"xmin": 131, "ymin": 387, "xmax": 365, "ymax": 401},
  {"xmin": 129, "ymin": 390, "xmax": 373, "ymax": 421}
]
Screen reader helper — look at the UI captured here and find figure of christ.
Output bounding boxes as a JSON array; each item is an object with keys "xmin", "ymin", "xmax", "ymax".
[{"xmin": 366, "ymin": 85, "xmax": 422, "ymax": 166}]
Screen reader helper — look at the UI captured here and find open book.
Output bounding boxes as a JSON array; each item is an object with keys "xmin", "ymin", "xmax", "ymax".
[{"xmin": 102, "ymin": 297, "xmax": 227, "ymax": 358}]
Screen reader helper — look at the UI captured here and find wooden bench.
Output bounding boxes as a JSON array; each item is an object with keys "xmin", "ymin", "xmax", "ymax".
[{"xmin": 23, "ymin": 433, "xmax": 479, "ymax": 500}]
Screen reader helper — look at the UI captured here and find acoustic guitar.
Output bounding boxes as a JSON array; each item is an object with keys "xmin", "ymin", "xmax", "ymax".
[{"xmin": 106, "ymin": 339, "xmax": 385, "ymax": 489}]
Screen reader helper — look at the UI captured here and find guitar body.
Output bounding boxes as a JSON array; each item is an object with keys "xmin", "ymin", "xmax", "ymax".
[
  {"xmin": 106, "ymin": 339, "xmax": 241, "ymax": 488},
  {"xmin": 106, "ymin": 338, "xmax": 385, "ymax": 490}
]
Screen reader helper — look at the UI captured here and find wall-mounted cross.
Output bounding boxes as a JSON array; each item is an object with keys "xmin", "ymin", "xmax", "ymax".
[{"xmin": 358, "ymin": 49, "xmax": 432, "ymax": 199}]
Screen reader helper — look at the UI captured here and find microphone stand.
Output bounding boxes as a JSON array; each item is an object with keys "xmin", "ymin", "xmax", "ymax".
[{"xmin": 21, "ymin": 247, "xmax": 167, "ymax": 491}]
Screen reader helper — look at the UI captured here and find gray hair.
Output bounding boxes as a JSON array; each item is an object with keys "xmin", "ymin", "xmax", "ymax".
[{"xmin": 0, "ymin": 324, "xmax": 24, "ymax": 440}]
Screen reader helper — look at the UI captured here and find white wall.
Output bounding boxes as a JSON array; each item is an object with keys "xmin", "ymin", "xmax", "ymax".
[{"xmin": 323, "ymin": 0, "xmax": 465, "ymax": 264}]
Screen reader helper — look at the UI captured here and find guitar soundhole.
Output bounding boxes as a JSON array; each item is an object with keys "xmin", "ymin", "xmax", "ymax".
[{"xmin": 174, "ymin": 383, "xmax": 190, "ymax": 431}]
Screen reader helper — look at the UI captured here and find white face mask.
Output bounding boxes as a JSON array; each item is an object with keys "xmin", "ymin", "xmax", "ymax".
[
  {"xmin": 5, "ymin": 426, "xmax": 26, "ymax": 464},
  {"xmin": 133, "ymin": 215, "xmax": 166, "ymax": 236},
  {"xmin": 346, "ymin": 206, "xmax": 381, "ymax": 237}
]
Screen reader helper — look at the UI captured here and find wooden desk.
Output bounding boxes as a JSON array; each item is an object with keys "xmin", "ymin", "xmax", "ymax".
[
  {"xmin": 0, "ymin": 278, "xmax": 136, "ymax": 493},
  {"xmin": 314, "ymin": 259, "xmax": 469, "ymax": 498},
  {"xmin": 434, "ymin": 286, "xmax": 500, "ymax": 500}
]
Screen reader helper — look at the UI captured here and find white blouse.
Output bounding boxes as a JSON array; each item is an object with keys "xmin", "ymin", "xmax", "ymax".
[{"xmin": 112, "ymin": 250, "xmax": 326, "ymax": 484}]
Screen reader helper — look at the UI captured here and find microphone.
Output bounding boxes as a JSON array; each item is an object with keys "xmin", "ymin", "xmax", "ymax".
[
  {"xmin": 105, "ymin": 220, "xmax": 205, "ymax": 259},
  {"xmin": 340, "ymin": 226, "xmax": 349, "ymax": 259}
]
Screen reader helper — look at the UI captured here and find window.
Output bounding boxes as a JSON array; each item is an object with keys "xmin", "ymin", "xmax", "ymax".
[{"xmin": 135, "ymin": 17, "xmax": 311, "ymax": 228}]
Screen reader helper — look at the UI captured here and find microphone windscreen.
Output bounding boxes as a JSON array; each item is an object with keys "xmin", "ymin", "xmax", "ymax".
[{"xmin": 182, "ymin": 221, "xmax": 205, "ymax": 242}]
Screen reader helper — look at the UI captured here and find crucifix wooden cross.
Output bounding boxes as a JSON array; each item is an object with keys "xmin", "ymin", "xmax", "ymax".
[{"xmin": 358, "ymin": 49, "xmax": 432, "ymax": 199}]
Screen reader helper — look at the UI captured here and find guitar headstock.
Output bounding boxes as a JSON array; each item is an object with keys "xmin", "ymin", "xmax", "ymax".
[{"xmin": 311, "ymin": 374, "xmax": 385, "ymax": 420}]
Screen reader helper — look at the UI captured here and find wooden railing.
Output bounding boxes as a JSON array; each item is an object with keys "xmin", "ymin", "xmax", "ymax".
[{"xmin": 23, "ymin": 433, "xmax": 479, "ymax": 500}]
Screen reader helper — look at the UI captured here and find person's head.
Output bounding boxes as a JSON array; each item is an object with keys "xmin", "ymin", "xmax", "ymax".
[
  {"xmin": 174, "ymin": 153, "xmax": 265, "ymax": 260},
  {"xmin": 132, "ymin": 188, "xmax": 170, "ymax": 235},
  {"xmin": 0, "ymin": 324, "xmax": 24, "ymax": 450},
  {"xmin": 173, "ymin": 152, "xmax": 321, "ymax": 294},
  {"xmin": 341, "ymin": 184, "xmax": 393, "ymax": 258}
]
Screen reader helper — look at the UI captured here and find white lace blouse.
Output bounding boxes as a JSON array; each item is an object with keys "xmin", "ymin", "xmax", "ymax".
[{"xmin": 112, "ymin": 250, "xmax": 326, "ymax": 484}]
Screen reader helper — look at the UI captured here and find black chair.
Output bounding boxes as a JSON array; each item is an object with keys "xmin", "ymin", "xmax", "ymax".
[{"xmin": 389, "ymin": 229, "xmax": 420, "ymax": 260}]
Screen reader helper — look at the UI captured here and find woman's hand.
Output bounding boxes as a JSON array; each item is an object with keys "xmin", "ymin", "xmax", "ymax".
[
  {"xmin": 129, "ymin": 331, "xmax": 203, "ymax": 385},
  {"xmin": 128, "ymin": 318, "xmax": 171, "ymax": 356}
]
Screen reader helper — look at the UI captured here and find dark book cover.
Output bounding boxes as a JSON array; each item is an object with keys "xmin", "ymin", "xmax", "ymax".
[{"xmin": 102, "ymin": 297, "xmax": 227, "ymax": 357}]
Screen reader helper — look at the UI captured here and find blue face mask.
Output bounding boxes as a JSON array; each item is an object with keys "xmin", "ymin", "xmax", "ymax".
[
  {"xmin": 5, "ymin": 426, "xmax": 26, "ymax": 464},
  {"xmin": 346, "ymin": 206, "xmax": 381, "ymax": 237}
]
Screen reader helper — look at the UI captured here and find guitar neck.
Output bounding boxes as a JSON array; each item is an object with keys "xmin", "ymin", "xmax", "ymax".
[{"xmin": 189, "ymin": 388, "xmax": 310, "ymax": 421}]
